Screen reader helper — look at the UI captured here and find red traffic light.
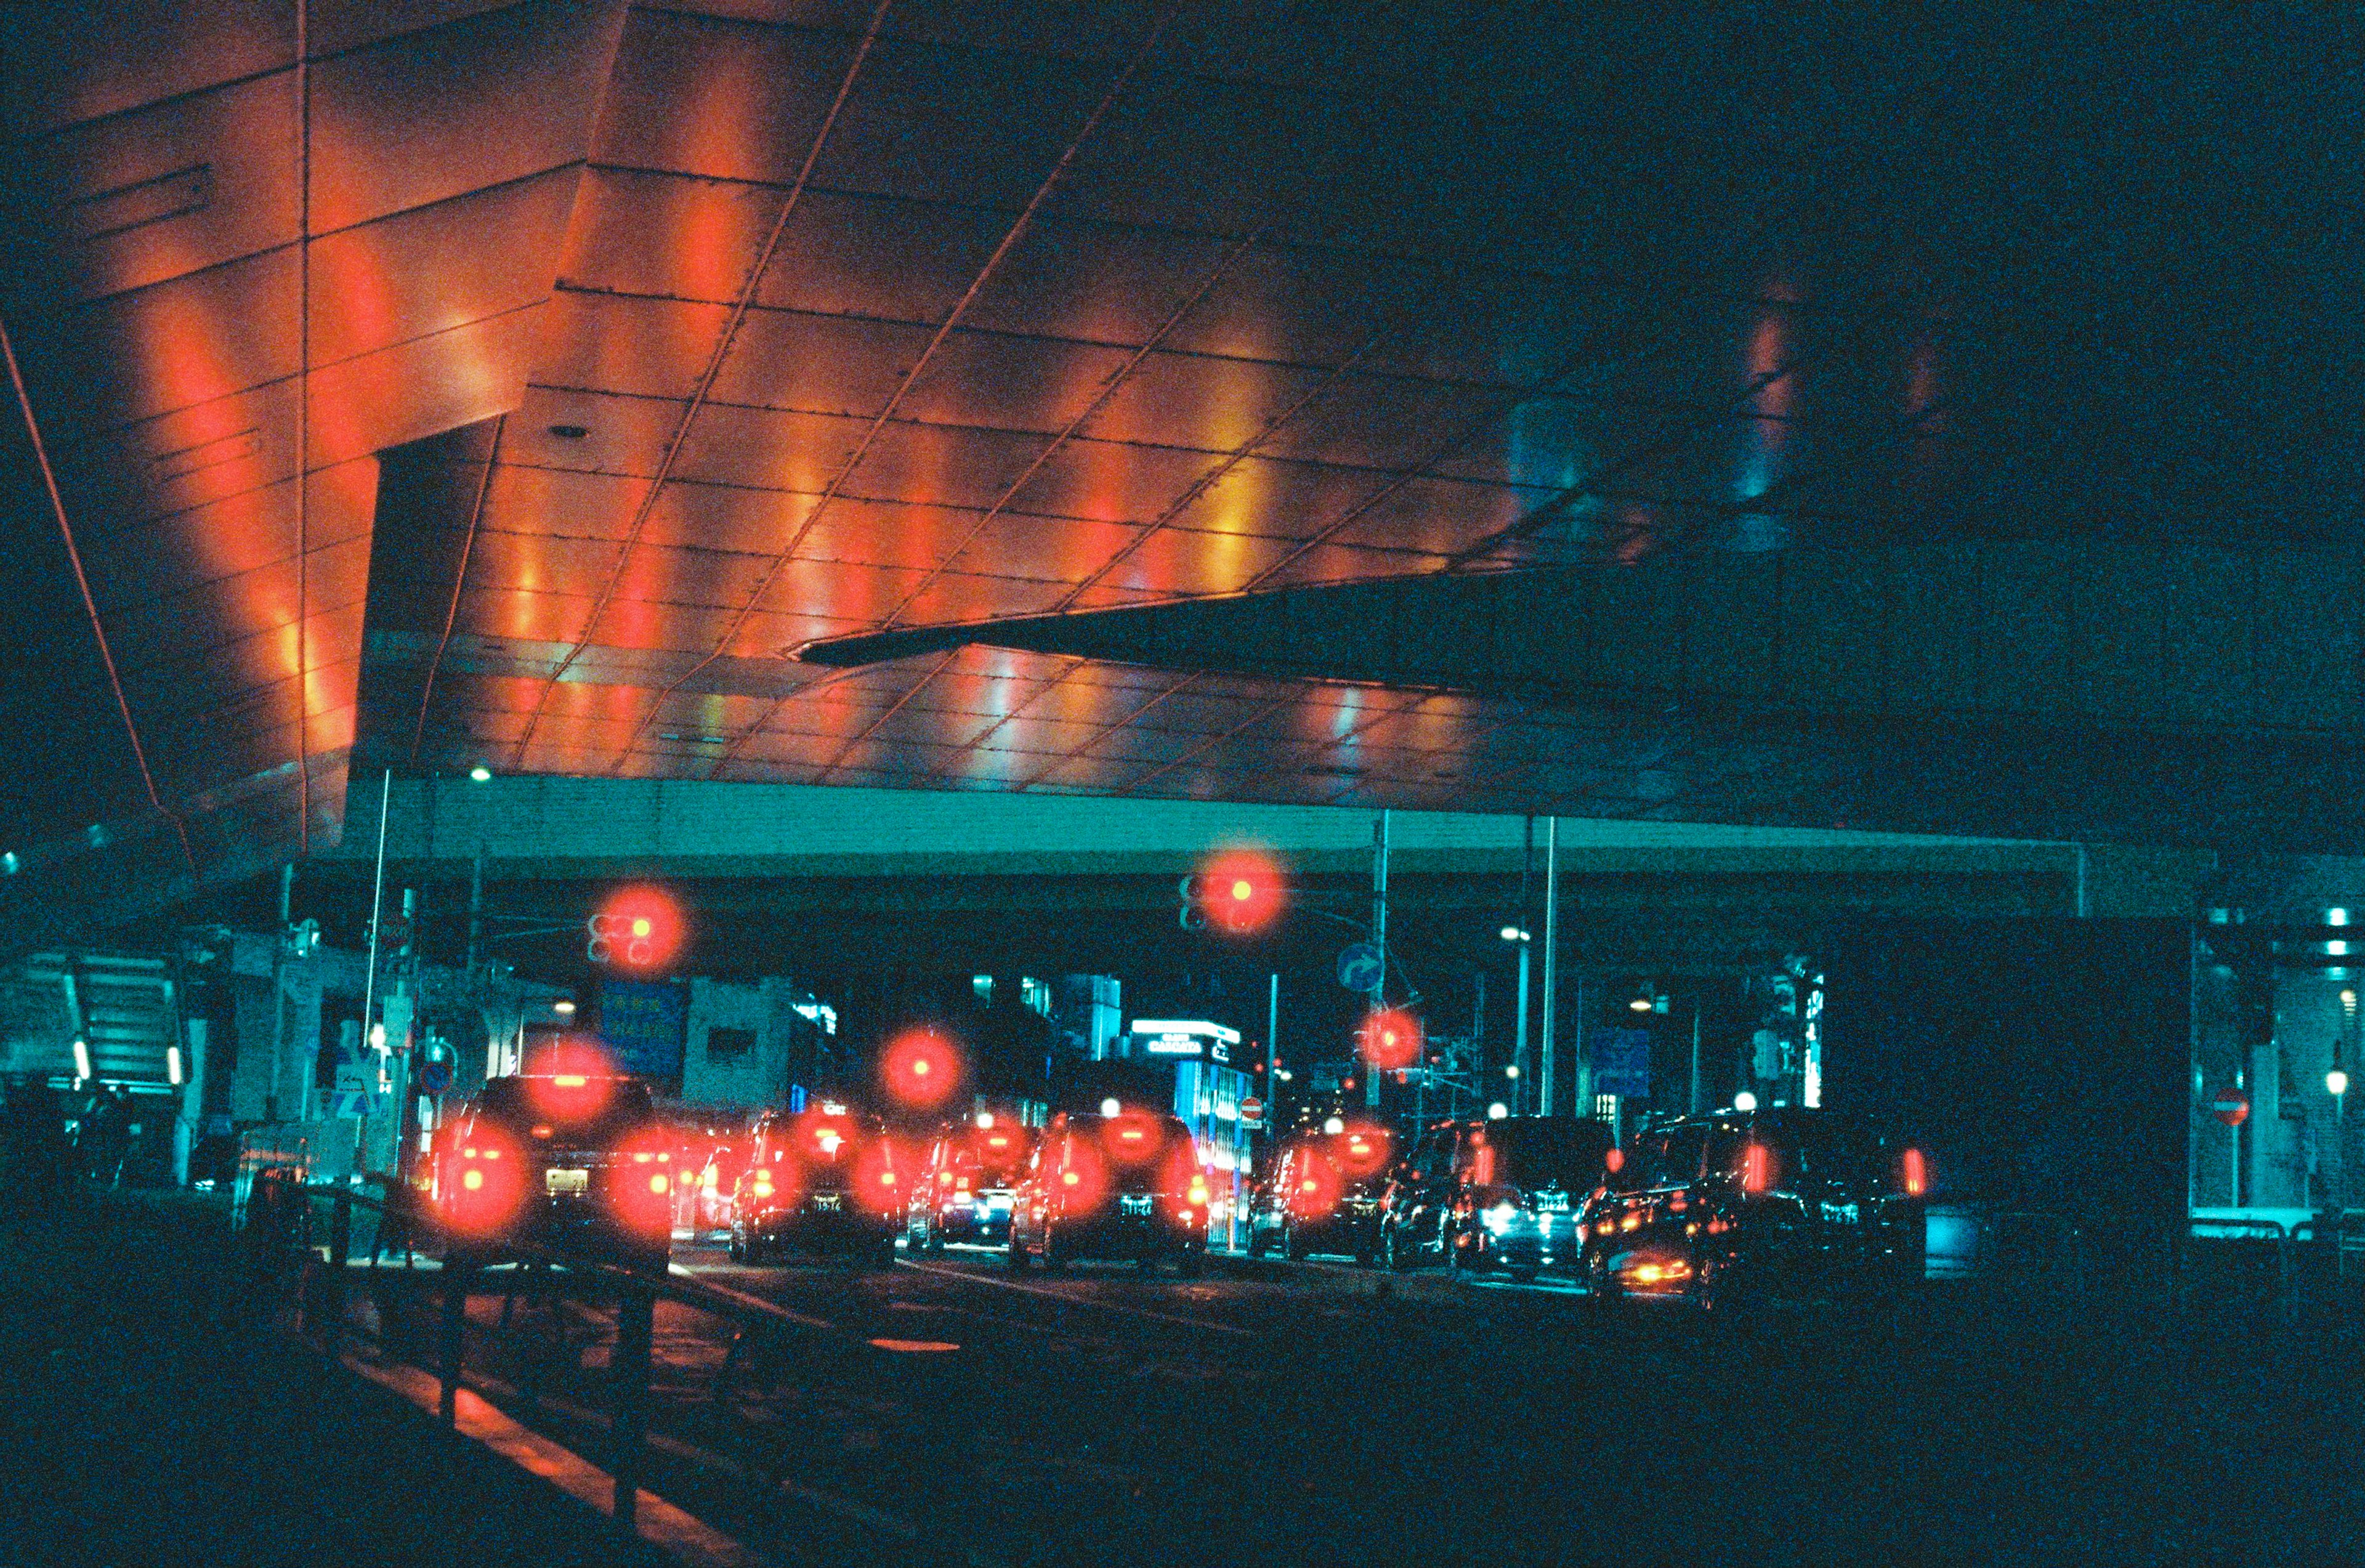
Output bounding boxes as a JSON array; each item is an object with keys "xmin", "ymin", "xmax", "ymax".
[
  {"xmin": 1185, "ymin": 847, "xmax": 1287, "ymax": 935},
  {"xmin": 587, "ymin": 884, "xmax": 685, "ymax": 973},
  {"xmin": 1359, "ymin": 1007, "xmax": 1423, "ymax": 1071},
  {"xmin": 879, "ymin": 1027, "xmax": 965, "ymax": 1112}
]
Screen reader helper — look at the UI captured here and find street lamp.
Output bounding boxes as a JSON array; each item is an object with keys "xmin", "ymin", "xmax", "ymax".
[
  {"xmin": 1487, "ymin": 1101, "xmax": 1509, "ymax": 1120},
  {"xmin": 1733, "ymin": 1091, "xmax": 1759, "ymax": 1113},
  {"xmin": 1322, "ymin": 1115, "xmax": 1344, "ymax": 1135},
  {"xmin": 1497, "ymin": 925, "xmax": 1534, "ymax": 1116},
  {"xmin": 469, "ymin": 763, "xmax": 493, "ymax": 782},
  {"xmin": 2330, "ymin": 1068, "xmax": 2350, "ymax": 1097}
]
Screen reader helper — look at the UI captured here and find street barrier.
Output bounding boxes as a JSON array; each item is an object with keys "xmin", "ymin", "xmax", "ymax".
[{"xmin": 239, "ymin": 1171, "xmax": 975, "ymax": 1556}]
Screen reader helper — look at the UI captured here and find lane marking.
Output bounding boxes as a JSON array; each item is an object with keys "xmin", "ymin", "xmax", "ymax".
[
  {"xmin": 670, "ymin": 1267, "xmax": 843, "ymax": 1332},
  {"xmin": 896, "ymin": 1259, "xmax": 1256, "ymax": 1338}
]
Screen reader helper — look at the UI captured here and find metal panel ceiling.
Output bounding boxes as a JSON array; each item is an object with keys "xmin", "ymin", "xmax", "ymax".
[{"xmin": 7, "ymin": 2, "xmax": 2365, "ymax": 942}]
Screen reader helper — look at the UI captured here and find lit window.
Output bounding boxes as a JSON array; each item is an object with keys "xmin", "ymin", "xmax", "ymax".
[{"xmin": 1595, "ymin": 1094, "xmax": 1619, "ymax": 1119}]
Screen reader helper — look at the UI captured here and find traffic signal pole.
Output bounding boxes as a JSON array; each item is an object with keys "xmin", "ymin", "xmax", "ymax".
[
  {"xmin": 1539, "ymin": 816, "xmax": 1559, "ymax": 1118},
  {"xmin": 1367, "ymin": 810, "xmax": 1389, "ymax": 1110}
]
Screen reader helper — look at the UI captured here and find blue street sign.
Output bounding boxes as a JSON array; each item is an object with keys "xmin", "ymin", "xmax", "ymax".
[
  {"xmin": 418, "ymin": 1057, "xmax": 452, "ymax": 1096},
  {"xmin": 1336, "ymin": 942, "xmax": 1385, "ymax": 992},
  {"xmin": 1588, "ymin": 1027, "xmax": 1653, "ymax": 1099}
]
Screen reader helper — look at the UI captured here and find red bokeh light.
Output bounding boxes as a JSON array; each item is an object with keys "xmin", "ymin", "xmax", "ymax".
[
  {"xmin": 608, "ymin": 1126, "xmax": 677, "ymax": 1239},
  {"xmin": 853, "ymin": 1134, "xmax": 910, "ymax": 1217},
  {"xmin": 1288, "ymin": 1147, "xmax": 1343, "ymax": 1220},
  {"xmin": 441, "ymin": 1122, "xmax": 526, "ymax": 1239},
  {"xmin": 1102, "ymin": 1110, "xmax": 1168, "ymax": 1166},
  {"xmin": 590, "ymin": 884, "xmax": 687, "ymax": 974},
  {"xmin": 879, "ymin": 1027, "xmax": 964, "ymax": 1112},
  {"xmin": 1359, "ymin": 1008, "xmax": 1423, "ymax": 1071},
  {"xmin": 1057, "ymin": 1138, "xmax": 1112, "ymax": 1212},
  {"xmin": 1160, "ymin": 1142, "xmax": 1208, "ymax": 1198},
  {"xmin": 1330, "ymin": 1123, "xmax": 1392, "ymax": 1179},
  {"xmin": 524, "ymin": 1038, "xmax": 620, "ymax": 1123},
  {"xmin": 1197, "ymin": 846, "xmax": 1286, "ymax": 935}
]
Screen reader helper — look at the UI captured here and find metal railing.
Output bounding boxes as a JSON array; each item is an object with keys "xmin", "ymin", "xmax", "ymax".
[
  {"xmin": 2177, "ymin": 1210, "xmax": 2359, "ymax": 1324},
  {"xmin": 238, "ymin": 1170, "xmax": 975, "ymax": 1553}
]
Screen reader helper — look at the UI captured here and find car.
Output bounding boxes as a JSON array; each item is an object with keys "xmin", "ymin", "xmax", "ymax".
[
  {"xmin": 1246, "ymin": 1123, "xmax": 1394, "ymax": 1264},
  {"xmin": 1580, "ymin": 1107, "xmax": 1928, "ymax": 1315},
  {"xmin": 729, "ymin": 1103, "xmax": 905, "ymax": 1267},
  {"xmin": 1008, "ymin": 1110, "xmax": 1211, "ymax": 1276},
  {"xmin": 687, "ymin": 1133, "xmax": 753, "ymax": 1234},
  {"xmin": 434, "ymin": 1072, "xmax": 676, "ymax": 1272},
  {"xmin": 908, "ymin": 1118, "xmax": 1033, "ymax": 1250},
  {"xmin": 1378, "ymin": 1115, "xmax": 1612, "ymax": 1282}
]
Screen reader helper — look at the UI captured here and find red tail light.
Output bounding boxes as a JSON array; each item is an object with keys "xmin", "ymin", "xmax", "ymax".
[
  {"xmin": 610, "ymin": 1128, "xmax": 677, "ymax": 1239},
  {"xmin": 1901, "ymin": 1147, "xmax": 1928, "ymax": 1198},
  {"xmin": 1604, "ymin": 1146, "xmax": 1626, "ymax": 1174},
  {"xmin": 1742, "ymin": 1143, "xmax": 1770, "ymax": 1194},
  {"xmin": 442, "ymin": 1126, "xmax": 525, "ymax": 1237}
]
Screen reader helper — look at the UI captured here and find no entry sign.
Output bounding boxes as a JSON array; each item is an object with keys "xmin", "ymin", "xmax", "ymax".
[
  {"xmin": 2210, "ymin": 1086, "xmax": 2250, "ymax": 1126},
  {"xmin": 1239, "ymin": 1096, "xmax": 1264, "ymax": 1126}
]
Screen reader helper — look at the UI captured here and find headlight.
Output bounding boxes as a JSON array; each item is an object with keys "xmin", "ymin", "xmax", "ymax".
[{"xmin": 1484, "ymin": 1202, "xmax": 1519, "ymax": 1234}]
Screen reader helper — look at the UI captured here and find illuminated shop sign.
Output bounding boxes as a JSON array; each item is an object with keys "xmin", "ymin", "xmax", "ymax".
[{"xmin": 1128, "ymin": 1019, "xmax": 1239, "ymax": 1062}]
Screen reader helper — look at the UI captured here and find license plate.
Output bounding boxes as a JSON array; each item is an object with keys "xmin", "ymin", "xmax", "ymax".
[
  {"xmin": 1535, "ymin": 1191, "xmax": 1571, "ymax": 1213},
  {"xmin": 545, "ymin": 1168, "xmax": 588, "ymax": 1196},
  {"xmin": 1120, "ymin": 1194, "xmax": 1155, "ymax": 1216},
  {"xmin": 810, "ymin": 1192, "xmax": 843, "ymax": 1212}
]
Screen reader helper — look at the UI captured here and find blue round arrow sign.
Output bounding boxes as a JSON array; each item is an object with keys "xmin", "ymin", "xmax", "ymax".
[{"xmin": 1336, "ymin": 942, "xmax": 1385, "ymax": 992}]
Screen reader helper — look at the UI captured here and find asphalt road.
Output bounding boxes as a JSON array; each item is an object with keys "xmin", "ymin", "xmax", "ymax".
[{"xmin": 414, "ymin": 1239, "xmax": 2365, "ymax": 1568}]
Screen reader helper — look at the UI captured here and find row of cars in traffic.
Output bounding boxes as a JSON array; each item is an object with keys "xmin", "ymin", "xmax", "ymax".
[{"xmin": 425, "ymin": 1068, "xmax": 1930, "ymax": 1312}]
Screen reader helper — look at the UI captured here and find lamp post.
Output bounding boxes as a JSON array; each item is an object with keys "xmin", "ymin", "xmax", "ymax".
[{"xmin": 1500, "ymin": 925, "xmax": 1531, "ymax": 1115}]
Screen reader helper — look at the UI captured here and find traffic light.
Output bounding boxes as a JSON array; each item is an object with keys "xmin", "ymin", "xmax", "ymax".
[
  {"xmin": 1359, "ymin": 1007, "xmax": 1423, "ymax": 1071},
  {"xmin": 587, "ymin": 884, "xmax": 685, "ymax": 973},
  {"xmin": 1178, "ymin": 847, "xmax": 1286, "ymax": 934}
]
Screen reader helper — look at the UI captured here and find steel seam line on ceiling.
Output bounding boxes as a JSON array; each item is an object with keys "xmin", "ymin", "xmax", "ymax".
[
  {"xmin": 507, "ymin": 0, "xmax": 899, "ymax": 770},
  {"xmin": 0, "ymin": 312, "xmax": 196, "ymax": 874},
  {"xmin": 409, "ymin": 413, "xmax": 504, "ymax": 762},
  {"xmin": 869, "ymin": 229, "xmax": 1266, "ymax": 631},
  {"xmin": 700, "ymin": 228, "xmax": 1260, "ymax": 783},
  {"xmin": 614, "ymin": 0, "xmax": 1187, "ymax": 776}
]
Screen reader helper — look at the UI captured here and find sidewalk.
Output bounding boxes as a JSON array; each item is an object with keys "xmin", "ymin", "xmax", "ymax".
[{"xmin": 0, "ymin": 1184, "xmax": 677, "ymax": 1568}]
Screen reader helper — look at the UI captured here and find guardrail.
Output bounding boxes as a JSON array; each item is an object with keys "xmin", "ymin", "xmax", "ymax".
[
  {"xmin": 2177, "ymin": 1210, "xmax": 2360, "ymax": 1324},
  {"xmin": 238, "ymin": 1168, "xmax": 970, "ymax": 1553}
]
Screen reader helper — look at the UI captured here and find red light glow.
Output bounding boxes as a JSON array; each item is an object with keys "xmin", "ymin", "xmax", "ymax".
[
  {"xmin": 1196, "ymin": 847, "xmax": 1286, "ymax": 934},
  {"xmin": 1359, "ymin": 1008, "xmax": 1423, "ymax": 1072},
  {"xmin": 609, "ymin": 1126, "xmax": 678, "ymax": 1238},
  {"xmin": 853, "ymin": 1137, "xmax": 909, "ymax": 1216},
  {"xmin": 879, "ymin": 1028, "xmax": 964, "ymax": 1112},
  {"xmin": 1902, "ymin": 1147, "xmax": 1928, "ymax": 1197},
  {"xmin": 1102, "ymin": 1112, "xmax": 1167, "ymax": 1166},
  {"xmin": 1742, "ymin": 1143, "xmax": 1771, "ymax": 1194},
  {"xmin": 524, "ymin": 1039, "xmax": 620, "ymax": 1123},
  {"xmin": 1288, "ymin": 1154, "xmax": 1343, "ymax": 1220},
  {"xmin": 1058, "ymin": 1139, "xmax": 1113, "ymax": 1212},
  {"xmin": 442, "ymin": 1124, "xmax": 525, "ymax": 1237},
  {"xmin": 590, "ymin": 884, "xmax": 687, "ymax": 974},
  {"xmin": 1604, "ymin": 1146, "xmax": 1626, "ymax": 1174},
  {"xmin": 1330, "ymin": 1125, "xmax": 1391, "ymax": 1179}
]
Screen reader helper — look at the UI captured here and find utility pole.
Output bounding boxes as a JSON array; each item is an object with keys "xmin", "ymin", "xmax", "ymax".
[
  {"xmin": 1366, "ymin": 809, "xmax": 1389, "ymax": 1111},
  {"xmin": 1267, "ymin": 972, "xmax": 1281, "ymax": 1132},
  {"xmin": 1538, "ymin": 815, "xmax": 1559, "ymax": 1118},
  {"xmin": 1690, "ymin": 999, "xmax": 1704, "ymax": 1115}
]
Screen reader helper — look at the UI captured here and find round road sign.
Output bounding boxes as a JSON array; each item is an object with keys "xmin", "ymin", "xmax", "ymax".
[
  {"xmin": 2210, "ymin": 1086, "xmax": 2250, "ymax": 1126},
  {"xmin": 1239, "ymin": 1096, "xmax": 1264, "ymax": 1125},
  {"xmin": 1336, "ymin": 942, "xmax": 1385, "ymax": 992},
  {"xmin": 418, "ymin": 1057, "xmax": 453, "ymax": 1096}
]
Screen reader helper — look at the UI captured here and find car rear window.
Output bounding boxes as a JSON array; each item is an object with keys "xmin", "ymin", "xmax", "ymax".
[
  {"xmin": 472, "ymin": 1077, "xmax": 657, "ymax": 1145},
  {"xmin": 1466, "ymin": 1120, "xmax": 1612, "ymax": 1190}
]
